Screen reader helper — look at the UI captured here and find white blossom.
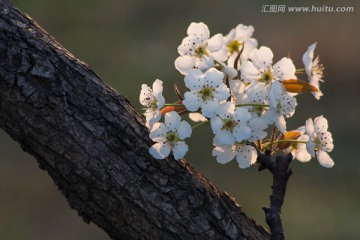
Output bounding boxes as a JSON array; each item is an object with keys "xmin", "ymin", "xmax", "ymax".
[
  {"xmin": 223, "ymin": 24, "xmax": 258, "ymax": 68},
  {"xmin": 247, "ymin": 117, "xmax": 268, "ymax": 142},
  {"xmin": 210, "ymin": 102, "xmax": 252, "ymax": 145},
  {"xmin": 244, "ymin": 82, "xmax": 269, "ymax": 118},
  {"xmin": 263, "ymin": 81, "xmax": 297, "ymax": 132},
  {"xmin": 212, "ymin": 139, "xmax": 257, "ymax": 169},
  {"xmin": 286, "ymin": 127, "xmax": 312, "ymax": 162},
  {"xmin": 305, "ymin": 116, "xmax": 334, "ymax": 167},
  {"xmin": 228, "ymin": 79, "xmax": 246, "ymax": 103},
  {"xmin": 139, "ymin": 79, "xmax": 165, "ymax": 129},
  {"xmin": 302, "ymin": 43, "xmax": 324, "ymax": 100},
  {"xmin": 217, "ymin": 61, "xmax": 238, "ymax": 80},
  {"xmin": 140, "ymin": 22, "xmax": 334, "ymax": 172},
  {"xmin": 241, "ymin": 46, "xmax": 296, "ymax": 87},
  {"xmin": 182, "ymin": 68, "xmax": 230, "ymax": 118},
  {"xmin": 149, "ymin": 111, "xmax": 192, "ymax": 160},
  {"xmin": 175, "ymin": 22, "xmax": 224, "ymax": 75}
]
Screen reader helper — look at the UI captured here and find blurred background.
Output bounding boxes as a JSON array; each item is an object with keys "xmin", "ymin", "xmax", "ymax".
[{"xmin": 1, "ymin": 0, "xmax": 359, "ymax": 239}]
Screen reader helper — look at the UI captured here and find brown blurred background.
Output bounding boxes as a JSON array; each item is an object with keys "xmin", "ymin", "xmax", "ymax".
[{"xmin": 1, "ymin": 0, "xmax": 359, "ymax": 239}]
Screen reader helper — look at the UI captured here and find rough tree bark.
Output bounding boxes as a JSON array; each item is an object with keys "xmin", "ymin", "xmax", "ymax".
[{"xmin": 0, "ymin": 1, "xmax": 270, "ymax": 239}]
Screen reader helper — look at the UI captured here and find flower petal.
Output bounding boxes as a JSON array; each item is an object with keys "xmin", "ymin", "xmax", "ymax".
[
  {"xmin": 248, "ymin": 117, "xmax": 268, "ymax": 141},
  {"xmin": 207, "ymin": 33, "xmax": 223, "ymax": 52},
  {"xmin": 178, "ymin": 36, "xmax": 203, "ymax": 55},
  {"xmin": 189, "ymin": 113, "xmax": 207, "ymax": 122},
  {"xmin": 184, "ymin": 69, "xmax": 204, "ymax": 91},
  {"xmin": 275, "ymin": 114, "xmax": 287, "ymax": 133},
  {"xmin": 145, "ymin": 109, "xmax": 161, "ymax": 130},
  {"xmin": 306, "ymin": 140, "xmax": 316, "ymax": 157},
  {"xmin": 216, "ymin": 130, "xmax": 235, "ymax": 145},
  {"xmin": 178, "ymin": 36, "xmax": 192, "ymax": 55},
  {"xmin": 230, "ymin": 80, "xmax": 246, "ymax": 102},
  {"xmin": 212, "ymin": 46, "xmax": 228, "ymax": 62},
  {"xmin": 152, "ymin": 79, "xmax": 165, "ymax": 109},
  {"xmin": 204, "ymin": 68, "xmax": 224, "ymax": 88},
  {"xmin": 183, "ymin": 92, "xmax": 202, "ymax": 111},
  {"xmin": 309, "ymin": 75, "xmax": 323, "ymax": 100},
  {"xmin": 149, "ymin": 122, "xmax": 167, "ymax": 142},
  {"xmin": 245, "ymin": 81, "xmax": 268, "ymax": 104},
  {"xmin": 269, "ymin": 80, "xmax": 284, "ymax": 107},
  {"xmin": 152, "ymin": 79, "xmax": 163, "ymax": 97},
  {"xmin": 262, "ymin": 107, "xmax": 277, "ymax": 125},
  {"xmin": 165, "ymin": 111, "xmax": 181, "ymax": 132},
  {"xmin": 173, "ymin": 141, "xmax": 189, "ymax": 160},
  {"xmin": 187, "ymin": 22, "xmax": 210, "ymax": 40},
  {"xmin": 201, "ymin": 99, "xmax": 220, "ymax": 118},
  {"xmin": 217, "ymin": 102, "xmax": 235, "ymax": 119},
  {"xmin": 236, "ymin": 145, "xmax": 257, "ymax": 169},
  {"xmin": 240, "ymin": 61, "xmax": 260, "ymax": 83},
  {"xmin": 293, "ymin": 139, "xmax": 311, "ymax": 163},
  {"xmin": 318, "ymin": 132, "xmax": 334, "ymax": 152},
  {"xmin": 235, "ymin": 24, "xmax": 254, "ymax": 42},
  {"xmin": 240, "ymin": 38, "xmax": 258, "ymax": 63},
  {"xmin": 214, "ymin": 84, "xmax": 230, "ymax": 102},
  {"xmin": 302, "ymin": 43, "xmax": 317, "ymax": 77},
  {"xmin": 248, "ymin": 117, "xmax": 268, "ymax": 131},
  {"xmin": 224, "ymin": 28, "xmax": 236, "ymax": 45},
  {"xmin": 175, "ymin": 55, "xmax": 196, "ymax": 75},
  {"xmin": 149, "ymin": 142, "xmax": 171, "ymax": 160},
  {"xmin": 273, "ymin": 57, "xmax": 296, "ymax": 80},
  {"xmin": 313, "ymin": 115, "xmax": 328, "ymax": 134},
  {"xmin": 250, "ymin": 46, "xmax": 273, "ymax": 70},
  {"xmin": 178, "ymin": 121, "xmax": 192, "ymax": 139},
  {"xmin": 212, "ymin": 145, "xmax": 236, "ymax": 164},
  {"xmin": 210, "ymin": 116, "xmax": 223, "ymax": 134},
  {"xmin": 233, "ymin": 107, "xmax": 251, "ymax": 123},
  {"xmin": 305, "ymin": 118, "xmax": 315, "ymax": 138},
  {"xmin": 197, "ymin": 55, "xmax": 215, "ymax": 71},
  {"xmin": 279, "ymin": 93, "xmax": 297, "ymax": 118},
  {"xmin": 317, "ymin": 150, "xmax": 334, "ymax": 168},
  {"xmin": 139, "ymin": 84, "xmax": 153, "ymax": 107},
  {"xmin": 233, "ymin": 125, "xmax": 251, "ymax": 142}
]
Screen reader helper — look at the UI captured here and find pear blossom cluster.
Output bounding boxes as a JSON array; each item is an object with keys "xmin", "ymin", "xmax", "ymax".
[{"xmin": 139, "ymin": 22, "xmax": 334, "ymax": 168}]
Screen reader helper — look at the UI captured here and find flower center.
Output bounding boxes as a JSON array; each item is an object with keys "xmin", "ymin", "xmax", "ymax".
[
  {"xmin": 199, "ymin": 86, "xmax": 214, "ymax": 101},
  {"xmin": 150, "ymin": 99, "xmax": 158, "ymax": 109},
  {"xmin": 312, "ymin": 61, "xmax": 324, "ymax": 78},
  {"xmin": 221, "ymin": 117, "xmax": 238, "ymax": 131},
  {"xmin": 234, "ymin": 141, "xmax": 246, "ymax": 149},
  {"xmin": 253, "ymin": 105, "xmax": 266, "ymax": 116},
  {"xmin": 227, "ymin": 40, "xmax": 242, "ymax": 54},
  {"xmin": 259, "ymin": 68, "xmax": 274, "ymax": 84},
  {"xmin": 313, "ymin": 137, "xmax": 321, "ymax": 147},
  {"xmin": 166, "ymin": 132, "xmax": 180, "ymax": 145},
  {"xmin": 195, "ymin": 43, "xmax": 209, "ymax": 58}
]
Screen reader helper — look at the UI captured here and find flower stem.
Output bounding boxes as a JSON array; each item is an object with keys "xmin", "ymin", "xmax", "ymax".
[
  {"xmin": 235, "ymin": 103, "xmax": 270, "ymax": 107},
  {"xmin": 295, "ymin": 68, "xmax": 305, "ymax": 74},
  {"xmin": 164, "ymin": 103, "xmax": 185, "ymax": 107},
  {"xmin": 192, "ymin": 121, "xmax": 208, "ymax": 129}
]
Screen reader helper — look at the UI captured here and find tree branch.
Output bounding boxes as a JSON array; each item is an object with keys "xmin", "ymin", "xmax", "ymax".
[
  {"xmin": 256, "ymin": 149, "xmax": 293, "ymax": 240},
  {"xmin": 0, "ymin": 1, "xmax": 270, "ymax": 239}
]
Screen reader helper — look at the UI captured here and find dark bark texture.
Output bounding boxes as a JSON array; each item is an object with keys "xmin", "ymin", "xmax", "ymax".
[{"xmin": 0, "ymin": 1, "xmax": 270, "ymax": 239}]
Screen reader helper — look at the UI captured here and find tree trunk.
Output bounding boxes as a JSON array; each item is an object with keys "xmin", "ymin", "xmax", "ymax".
[{"xmin": 0, "ymin": 1, "xmax": 269, "ymax": 239}]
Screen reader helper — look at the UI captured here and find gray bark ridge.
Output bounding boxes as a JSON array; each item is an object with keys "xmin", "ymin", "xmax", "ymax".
[{"xmin": 0, "ymin": 1, "xmax": 269, "ymax": 239}]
